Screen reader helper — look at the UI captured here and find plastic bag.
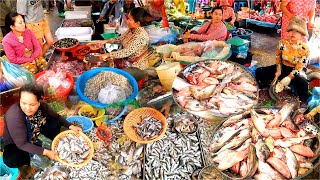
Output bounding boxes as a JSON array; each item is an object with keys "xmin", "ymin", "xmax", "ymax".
[
  {"xmin": 30, "ymin": 154, "xmax": 52, "ymax": 170},
  {"xmin": 0, "ymin": 57, "xmax": 34, "ymax": 92},
  {"xmin": 98, "ymin": 84, "xmax": 127, "ymax": 104},
  {"xmin": 0, "ymin": 174, "xmax": 12, "ymax": 180}
]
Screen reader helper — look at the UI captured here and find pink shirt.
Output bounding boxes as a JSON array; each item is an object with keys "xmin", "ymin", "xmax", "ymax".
[
  {"xmin": 190, "ymin": 21, "xmax": 227, "ymax": 41},
  {"xmin": 2, "ymin": 29, "xmax": 41, "ymax": 64},
  {"xmin": 223, "ymin": 7, "xmax": 236, "ymax": 24}
]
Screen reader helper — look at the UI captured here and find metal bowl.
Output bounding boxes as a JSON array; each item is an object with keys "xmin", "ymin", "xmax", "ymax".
[
  {"xmin": 41, "ymin": 166, "xmax": 70, "ymax": 180},
  {"xmin": 173, "ymin": 114, "xmax": 198, "ymax": 134}
]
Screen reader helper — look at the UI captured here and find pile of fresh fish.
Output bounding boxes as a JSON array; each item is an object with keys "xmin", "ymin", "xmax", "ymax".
[
  {"xmin": 133, "ymin": 117, "xmax": 163, "ymax": 140},
  {"xmin": 206, "ymin": 103, "xmax": 319, "ymax": 179},
  {"xmin": 173, "ymin": 60, "xmax": 258, "ymax": 119},
  {"xmin": 145, "ymin": 129, "xmax": 204, "ymax": 180},
  {"xmin": 174, "ymin": 115, "xmax": 197, "ymax": 133},
  {"xmin": 42, "ymin": 169, "xmax": 68, "ymax": 180},
  {"xmin": 56, "ymin": 134, "xmax": 91, "ymax": 164}
]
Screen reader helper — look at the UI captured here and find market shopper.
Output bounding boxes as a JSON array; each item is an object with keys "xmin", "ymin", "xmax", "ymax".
[
  {"xmin": 2, "ymin": 84, "xmax": 82, "ymax": 174},
  {"xmin": 99, "ymin": 7, "xmax": 160, "ymax": 70},
  {"xmin": 0, "ymin": 0, "xmax": 16, "ymax": 39},
  {"xmin": 98, "ymin": 0, "xmax": 122, "ymax": 24},
  {"xmin": 280, "ymin": 0, "xmax": 316, "ymax": 40},
  {"xmin": 2, "ymin": 12, "xmax": 46, "ymax": 74},
  {"xmin": 183, "ymin": 6, "xmax": 228, "ymax": 41},
  {"xmin": 124, "ymin": 0, "xmax": 136, "ymax": 14},
  {"xmin": 220, "ymin": 0, "xmax": 236, "ymax": 26},
  {"xmin": 17, "ymin": 0, "xmax": 54, "ymax": 56},
  {"xmin": 255, "ymin": 16, "xmax": 310, "ymax": 101}
]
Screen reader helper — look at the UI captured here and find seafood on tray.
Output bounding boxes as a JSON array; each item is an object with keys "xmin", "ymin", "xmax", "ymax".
[
  {"xmin": 133, "ymin": 116, "xmax": 163, "ymax": 140},
  {"xmin": 43, "ymin": 169, "xmax": 68, "ymax": 180},
  {"xmin": 173, "ymin": 60, "xmax": 258, "ymax": 119},
  {"xmin": 174, "ymin": 115, "xmax": 198, "ymax": 133},
  {"xmin": 207, "ymin": 103, "xmax": 320, "ymax": 179},
  {"xmin": 55, "ymin": 134, "xmax": 91, "ymax": 164}
]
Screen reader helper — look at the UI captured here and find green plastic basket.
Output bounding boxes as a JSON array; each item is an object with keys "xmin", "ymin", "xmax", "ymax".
[{"xmin": 100, "ymin": 33, "xmax": 119, "ymax": 40}]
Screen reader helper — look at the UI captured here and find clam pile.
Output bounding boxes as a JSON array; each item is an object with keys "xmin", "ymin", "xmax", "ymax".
[
  {"xmin": 54, "ymin": 38, "xmax": 78, "ymax": 49},
  {"xmin": 84, "ymin": 72, "xmax": 132, "ymax": 102},
  {"xmin": 133, "ymin": 117, "xmax": 163, "ymax": 140},
  {"xmin": 56, "ymin": 134, "xmax": 90, "ymax": 164}
]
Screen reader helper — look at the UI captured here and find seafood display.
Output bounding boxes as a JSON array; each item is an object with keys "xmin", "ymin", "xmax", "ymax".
[
  {"xmin": 173, "ymin": 60, "xmax": 258, "ymax": 119},
  {"xmin": 84, "ymin": 72, "xmax": 132, "ymax": 102},
  {"xmin": 36, "ymin": 70, "xmax": 72, "ymax": 96},
  {"xmin": 133, "ymin": 117, "xmax": 163, "ymax": 140},
  {"xmin": 50, "ymin": 60, "xmax": 86, "ymax": 77},
  {"xmin": 54, "ymin": 38, "xmax": 79, "ymax": 49},
  {"xmin": 62, "ymin": 20, "xmax": 93, "ymax": 28},
  {"xmin": 174, "ymin": 115, "xmax": 197, "ymax": 133},
  {"xmin": 204, "ymin": 104, "xmax": 319, "ymax": 179},
  {"xmin": 42, "ymin": 166, "xmax": 69, "ymax": 180},
  {"xmin": 81, "ymin": 111, "xmax": 97, "ymax": 118},
  {"xmin": 144, "ymin": 113, "xmax": 204, "ymax": 179},
  {"xmin": 55, "ymin": 134, "xmax": 91, "ymax": 165}
]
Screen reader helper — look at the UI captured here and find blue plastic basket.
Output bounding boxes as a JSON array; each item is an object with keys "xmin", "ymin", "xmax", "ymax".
[
  {"xmin": 66, "ymin": 116, "xmax": 94, "ymax": 133},
  {"xmin": 0, "ymin": 157, "xmax": 19, "ymax": 180},
  {"xmin": 76, "ymin": 67, "xmax": 138, "ymax": 108},
  {"xmin": 232, "ymin": 29, "xmax": 253, "ymax": 39}
]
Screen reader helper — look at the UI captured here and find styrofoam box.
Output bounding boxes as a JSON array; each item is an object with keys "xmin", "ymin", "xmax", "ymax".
[
  {"xmin": 55, "ymin": 27, "xmax": 93, "ymax": 41},
  {"xmin": 65, "ymin": 11, "xmax": 89, "ymax": 19},
  {"xmin": 103, "ymin": 24, "xmax": 116, "ymax": 34},
  {"xmin": 73, "ymin": 5, "xmax": 92, "ymax": 15}
]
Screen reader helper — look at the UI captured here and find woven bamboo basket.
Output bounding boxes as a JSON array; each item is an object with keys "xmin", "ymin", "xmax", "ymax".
[
  {"xmin": 52, "ymin": 130, "xmax": 94, "ymax": 168},
  {"xmin": 123, "ymin": 107, "xmax": 167, "ymax": 144}
]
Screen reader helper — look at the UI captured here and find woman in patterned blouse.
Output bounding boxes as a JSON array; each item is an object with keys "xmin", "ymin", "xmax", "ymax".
[
  {"xmin": 99, "ymin": 7, "xmax": 158, "ymax": 70},
  {"xmin": 255, "ymin": 16, "xmax": 310, "ymax": 101},
  {"xmin": 183, "ymin": 6, "xmax": 228, "ymax": 42}
]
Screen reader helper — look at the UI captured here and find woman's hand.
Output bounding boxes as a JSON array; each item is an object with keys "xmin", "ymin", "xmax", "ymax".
[
  {"xmin": 308, "ymin": 22, "xmax": 315, "ymax": 29},
  {"xmin": 43, "ymin": 149, "xmax": 57, "ymax": 160},
  {"xmin": 69, "ymin": 125, "xmax": 82, "ymax": 133},
  {"xmin": 25, "ymin": 51, "xmax": 32, "ymax": 58},
  {"xmin": 183, "ymin": 32, "xmax": 191, "ymax": 39},
  {"xmin": 100, "ymin": 53, "xmax": 110, "ymax": 61},
  {"xmin": 97, "ymin": 40, "xmax": 111, "ymax": 48}
]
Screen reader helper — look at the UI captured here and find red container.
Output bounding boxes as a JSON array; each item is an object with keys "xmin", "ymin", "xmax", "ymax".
[
  {"xmin": 96, "ymin": 126, "xmax": 112, "ymax": 141},
  {"xmin": 34, "ymin": 70, "xmax": 74, "ymax": 100},
  {"xmin": 0, "ymin": 117, "xmax": 4, "ymax": 136}
]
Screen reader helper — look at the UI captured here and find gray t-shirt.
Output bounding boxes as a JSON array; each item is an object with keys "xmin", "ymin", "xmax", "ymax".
[{"xmin": 17, "ymin": 0, "xmax": 44, "ymax": 23}]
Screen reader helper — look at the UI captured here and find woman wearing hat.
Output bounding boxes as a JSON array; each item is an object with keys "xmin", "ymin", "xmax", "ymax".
[
  {"xmin": 220, "ymin": 0, "xmax": 236, "ymax": 26},
  {"xmin": 255, "ymin": 16, "xmax": 310, "ymax": 101},
  {"xmin": 280, "ymin": 0, "xmax": 316, "ymax": 41}
]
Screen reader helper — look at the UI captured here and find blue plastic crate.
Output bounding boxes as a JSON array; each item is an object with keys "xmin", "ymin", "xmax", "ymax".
[
  {"xmin": 0, "ymin": 157, "xmax": 19, "ymax": 180},
  {"xmin": 76, "ymin": 67, "xmax": 138, "ymax": 108},
  {"xmin": 66, "ymin": 116, "xmax": 94, "ymax": 133}
]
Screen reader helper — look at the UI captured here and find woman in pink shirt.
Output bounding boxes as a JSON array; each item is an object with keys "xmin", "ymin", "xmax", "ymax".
[
  {"xmin": 220, "ymin": 0, "xmax": 236, "ymax": 26},
  {"xmin": 183, "ymin": 6, "xmax": 227, "ymax": 42},
  {"xmin": 2, "ymin": 12, "xmax": 46, "ymax": 74}
]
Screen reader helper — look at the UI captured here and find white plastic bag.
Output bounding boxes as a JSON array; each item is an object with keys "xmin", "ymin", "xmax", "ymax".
[{"xmin": 98, "ymin": 84, "xmax": 127, "ymax": 104}]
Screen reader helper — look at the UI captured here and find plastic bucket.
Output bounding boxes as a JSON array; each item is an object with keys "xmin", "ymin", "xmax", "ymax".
[{"xmin": 155, "ymin": 62, "xmax": 182, "ymax": 91}]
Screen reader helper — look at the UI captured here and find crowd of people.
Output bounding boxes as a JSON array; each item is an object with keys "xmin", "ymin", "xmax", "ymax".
[{"xmin": 0, "ymin": 0, "xmax": 318, "ymax": 178}]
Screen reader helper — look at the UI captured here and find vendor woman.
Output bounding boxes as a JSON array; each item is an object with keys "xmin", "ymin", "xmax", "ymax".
[
  {"xmin": 3, "ymin": 84, "xmax": 82, "ymax": 176},
  {"xmin": 220, "ymin": 0, "xmax": 236, "ymax": 26},
  {"xmin": 2, "ymin": 12, "xmax": 46, "ymax": 74},
  {"xmin": 183, "ymin": 6, "xmax": 228, "ymax": 42},
  {"xmin": 255, "ymin": 16, "xmax": 310, "ymax": 101},
  {"xmin": 99, "ymin": 7, "xmax": 159, "ymax": 70}
]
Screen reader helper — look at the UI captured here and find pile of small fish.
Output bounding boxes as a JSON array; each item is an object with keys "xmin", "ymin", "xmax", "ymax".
[
  {"xmin": 43, "ymin": 170, "xmax": 68, "ymax": 180},
  {"xmin": 56, "ymin": 134, "xmax": 90, "ymax": 164},
  {"xmin": 84, "ymin": 72, "xmax": 132, "ymax": 101},
  {"xmin": 207, "ymin": 103, "xmax": 319, "ymax": 179},
  {"xmin": 174, "ymin": 115, "xmax": 197, "ymax": 133},
  {"xmin": 145, "ymin": 117, "xmax": 204, "ymax": 180},
  {"xmin": 133, "ymin": 117, "xmax": 163, "ymax": 140},
  {"xmin": 173, "ymin": 60, "xmax": 258, "ymax": 118},
  {"xmin": 54, "ymin": 38, "xmax": 78, "ymax": 49}
]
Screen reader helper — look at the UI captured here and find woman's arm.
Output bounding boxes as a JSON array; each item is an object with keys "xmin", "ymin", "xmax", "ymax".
[
  {"xmin": 99, "ymin": 2, "xmax": 109, "ymax": 20},
  {"xmin": 2, "ymin": 40, "xmax": 33, "ymax": 64},
  {"xmin": 195, "ymin": 22, "xmax": 211, "ymax": 34},
  {"xmin": 29, "ymin": 30, "xmax": 41, "ymax": 59},
  {"xmin": 280, "ymin": 0, "xmax": 293, "ymax": 20},
  {"xmin": 307, "ymin": 7, "xmax": 315, "ymax": 28},
  {"xmin": 229, "ymin": 7, "xmax": 236, "ymax": 25}
]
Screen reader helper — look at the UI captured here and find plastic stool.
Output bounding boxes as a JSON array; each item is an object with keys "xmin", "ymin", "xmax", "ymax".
[{"xmin": 239, "ymin": 2, "xmax": 247, "ymax": 8}]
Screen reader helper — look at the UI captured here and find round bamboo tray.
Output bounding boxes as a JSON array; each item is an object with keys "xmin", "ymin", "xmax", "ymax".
[
  {"xmin": 123, "ymin": 107, "xmax": 167, "ymax": 144},
  {"xmin": 52, "ymin": 130, "xmax": 94, "ymax": 168}
]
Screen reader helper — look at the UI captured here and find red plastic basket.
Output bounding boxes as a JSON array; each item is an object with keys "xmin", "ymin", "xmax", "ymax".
[{"xmin": 35, "ymin": 70, "xmax": 74, "ymax": 100}]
